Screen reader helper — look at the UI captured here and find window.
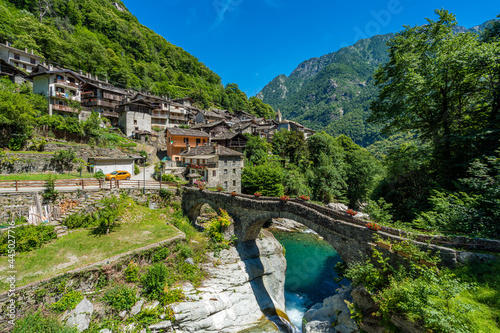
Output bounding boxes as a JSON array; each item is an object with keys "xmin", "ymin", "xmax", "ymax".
[
  {"xmin": 135, "ymin": 127, "xmax": 139, "ymax": 131},
  {"xmin": 134, "ymin": 120, "xmax": 137, "ymax": 125},
  {"xmin": 224, "ymin": 169, "xmax": 227, "ymax": 174},
  {"xmin": 14, "ymin": 53, "xmax": 20, "ymax": 60},
  {"xmin": 233, "ymin": 169, "xmax": 236, "ymax": 174},
  {"xmin": 233, "ymin": 160, "xmax": 236, "ymax": 165},
  {"xmin": 57, "ymin": 75, "xmax": 64, "ymax": 80},
  {"xmin": 213, "ymin": 170, "xmax": 216, "ymax": 176},
  {"xmin": 196, "ymin": 138, "xmax": 201, "ymax": 146},
  {"xmin": 184, "ymin": 137, "xmax": 189, "ymax": 144},
  {"xmin": 233, "ymin": 180, "xmax": 236, "ymax": 186},
  {"xmin": 30, "ymin": 58, "xmax": 36, "ymax": 64},
  {"xmin": 68, "ymin": 77, "xmax": 75, "ymax": 83},
  {"xmin": 224, "ymin": 181, "xmax": 228, "ymax": 190},
  {"xmin": 224, "ymin": 160, "xmax": 227, "ymax": 166}
]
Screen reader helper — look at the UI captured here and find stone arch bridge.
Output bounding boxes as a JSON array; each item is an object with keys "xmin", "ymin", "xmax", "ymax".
[{"xmin": 181, "ymin": 188, "xmax": 473, "ymax": 267}]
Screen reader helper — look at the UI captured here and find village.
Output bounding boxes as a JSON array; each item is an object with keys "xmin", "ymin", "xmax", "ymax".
[{"xmin": 0, "ymin": 41, "xmax": 314, "ymax": 193}]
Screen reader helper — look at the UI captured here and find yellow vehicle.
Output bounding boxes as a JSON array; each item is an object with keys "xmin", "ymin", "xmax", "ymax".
[{"xmin": 105, "ymin": 170, "xmax": 131, "ymax": 181}]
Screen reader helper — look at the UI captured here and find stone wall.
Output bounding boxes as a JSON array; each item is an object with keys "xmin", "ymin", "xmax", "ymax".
[
  {"xmin": 0, "ymin": 144, "xmax": 133, "ymax": 175},
  {"xmin": 218, "ymin": 156, "xmax": 243, "ymax": 193}
]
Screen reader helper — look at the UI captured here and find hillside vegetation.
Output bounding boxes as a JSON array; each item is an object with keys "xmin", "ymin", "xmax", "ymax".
[
  {"xmin": 258, "ymin": 21, "xmax": 496, "ymax": 147},
  {"xmin": 0, "ymin": 0, "xmax": 272, "ymax": 112}
]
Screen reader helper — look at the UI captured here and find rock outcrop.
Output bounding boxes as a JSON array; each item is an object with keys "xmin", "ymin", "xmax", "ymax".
[
  {"xmin": 65, "ymin": 297, "xmax": 94, "ymax": 332},
  {"xmin": 171, "ymin": 230, "xmax": 290, "ymax": 332},
  {"xmin": 302, "ymin": 286, "xmax": 359, "ymax": 333}
]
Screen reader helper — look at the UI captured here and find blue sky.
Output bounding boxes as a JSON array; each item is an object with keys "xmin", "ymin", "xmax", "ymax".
[{"xmin": 122, "ymin": 0, "xmax": 499, "ymax": 96}]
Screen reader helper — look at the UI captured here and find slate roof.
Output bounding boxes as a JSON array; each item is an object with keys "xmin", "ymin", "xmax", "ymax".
[
  {"xmin": 191, "ymin": 120, "xmax": 229, "ymax": 129},
  {"xmin": 166, "ymin": 128, "xmax": 210, "ymax": 137},
  {"xmin": 200, "ymin": 110, "xmax": 226, "ymax": 119},
  {"xmin": 180, "ymin": 145, "xmax": 243, "ymax": 157}
]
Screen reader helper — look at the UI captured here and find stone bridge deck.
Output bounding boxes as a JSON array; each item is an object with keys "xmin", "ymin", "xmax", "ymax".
[{"xmin": 182, "ymin": 188, "xmax": 500, "ymax": 267}]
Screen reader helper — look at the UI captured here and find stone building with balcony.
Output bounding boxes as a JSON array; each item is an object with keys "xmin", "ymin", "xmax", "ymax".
[
  {"xmin": 117, "ymin": 98, "xmax": 154, "ymax": 137},
  {"xmin": 0, "ymin": 41, "xmax": 43, "ymax": 74},
  {"xmin": 165, "ymin": 128, "xmax": 210, "ymax": 162},
  {"xmin": 180, "ymin": 144, "xmax": 244, "ymax": 193},
  {"xmin": 81, "ymin": 74, "xmax": 126, "ymax": 126},
  {"xmin": 31, "ymin": 67, "xmax": 85, "ymax": 119},
  {"xmin": 191, "ymin": 120, "xmax": 231, "ymax": 137},
  {"xmin": 211, "ymin": 132, "xmax": 248, "ymax": 152}
]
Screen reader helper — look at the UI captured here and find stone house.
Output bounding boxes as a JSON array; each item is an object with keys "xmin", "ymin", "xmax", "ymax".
[
  {"xmin": 191, "ymin": 120, "xmax": 231, "ymax": 137},
  {"xmin": 0, "ymin": 59, "xmax": 26, "ymax": 84},
  {"xmin": 165, "ymin": 128, "xmax": 210, "ymax": 162},
  {"xmin": 211, "ymin": 132, "xmax": 248, "ymax": 152},
  {"xmin": 80, "ymin": 75, "xmax": 126, "ymax": 126},
  {"xmin": 194, "ymin": 109, "xmax": 227, "ymax": 124},
  {"xmin": 180, "ymin": 145, "xmax": 244, "ymax": 193},
  {"xmin": 117, "ymin": 99, "xmax": 154, "ymax": 137},
  {"xmin": 30, "ymin": 67, "xmax": 86, "ymax": 119},
  {"xmin": 0, "ymin": 41, "xmax": 43, "ymax": 74}
]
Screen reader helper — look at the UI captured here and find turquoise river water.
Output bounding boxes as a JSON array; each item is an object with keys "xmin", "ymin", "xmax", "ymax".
[{"xmin": 272, "ymin": 231, "xmax": 347, "ymax": 332}]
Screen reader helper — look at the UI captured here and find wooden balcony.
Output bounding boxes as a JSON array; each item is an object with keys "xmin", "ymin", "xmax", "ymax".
[
  {"xmin": 51, "ymin": 91, "xmax": 79, "ymax": 101},
  {"xmin": 52, "ymin": 104, "xmax": 78, "ymax": 113},
  {"xmin": 53, "ymin": 78, "xmax": 79, "ymax": 88},
  {"xmin": 103, "ymin": 92, "xmax": 123, "ymax": 102},
  {"xmin": 102, "ymin": 111, "xmax": 119, "ymax": 118},
  {"xmin": 82, "ymin": 99, "xmax": 115, "ymax": 108}
]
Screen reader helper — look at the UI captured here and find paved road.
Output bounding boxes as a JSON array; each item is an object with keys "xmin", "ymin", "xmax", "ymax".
[
  {"xmin": 131, "ymin": 164, "xmax": 156, "ymax": 181},
  {"xmin": 0, "ymin": 182, "xmax": 174, "ymax": 194}
]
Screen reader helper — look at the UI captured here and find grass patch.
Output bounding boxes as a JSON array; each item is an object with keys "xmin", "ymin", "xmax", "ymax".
[
  {"xmin": 0, "ymin": 199, "xmax": 181, "ymax": 291},
  {"xmin": 0, "ymin": 172, "xmax": 93, "ymax": 181}
]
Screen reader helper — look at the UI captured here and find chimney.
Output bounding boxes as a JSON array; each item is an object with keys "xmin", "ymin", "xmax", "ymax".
[
  {"xmin": 48, "ymin": 64, "xmax": 53, "ymax": 71},
  {"xmin": 24, "ymin": 48, "xmax": 28, "ymax": 53},
  {"xmin": 31, "ymin": 49, "xmax": 33, "ymax": 54},
  {"xmin": 214, "ymin": 143, "xmax": 218, "ymax": 155},
  {"xmin": 5, "ymin": 41, "xmax": 9, "ymax": 46},
  {"xmin": 105, "ymin": 77, "xmax": 108, "ymax": 84},
  {"xmin": 79, "ymin": 69, "xmax": 83, "ymax": 74},
  {"xmin": 95, "ymin": 75, "xmax": 98, "ymax": 81}
]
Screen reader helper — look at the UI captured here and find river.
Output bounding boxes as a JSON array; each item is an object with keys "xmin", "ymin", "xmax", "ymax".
[{"xmin": 273, "ymin": 231, "xmax": 347, "ymax": 332}]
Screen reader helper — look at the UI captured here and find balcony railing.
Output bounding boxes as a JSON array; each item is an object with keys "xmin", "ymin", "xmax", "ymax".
[
  {"xmin": 169, "ymin": 115, "xmax": 188, "ymax": 121},
  {"xmin": 52, "ymin": 104, "xmax": 78, "ymax": 113},
  {"xmin": 103, "ymin": 92, "xmax": 123, "ymax": 102},
  {"xmin": 51, "ymin": 91, "xmax": 79, "ymax": 101},
  {"xmin": 82, "ymin": 99, "xmax": 115, "ymax": 108},
  {"xmin": 53, "ymin": 78, "xmax": 79, "ymax": 88},
  {"xmin": 152, "ymin": 113, "xmax": 168, "ymax": 119},
  {"xmin": 187, "ymin": 163, "xmax": 218, "ymax": 169},
  {"xmin": 102, "ymin": 111, "xmax": 119, "ymax": 118}
]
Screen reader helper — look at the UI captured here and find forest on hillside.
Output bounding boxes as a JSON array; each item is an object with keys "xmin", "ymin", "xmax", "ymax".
[{"xmin": 0, "ymin": 0, "xmax": 274, "ymax": 117}]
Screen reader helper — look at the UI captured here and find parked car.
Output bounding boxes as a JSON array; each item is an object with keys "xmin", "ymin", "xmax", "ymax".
[{"xmin": 105, "ymin": 170, "xmax": 131, "ymax": 181}]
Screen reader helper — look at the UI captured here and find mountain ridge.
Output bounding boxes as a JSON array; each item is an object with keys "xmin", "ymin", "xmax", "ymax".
[{"xmin": 258, "ymin": 19, "xmax": 498, "ymax": 146}]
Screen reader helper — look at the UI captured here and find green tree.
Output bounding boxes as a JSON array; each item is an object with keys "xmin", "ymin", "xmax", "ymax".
[
  {"xmin": 244, "ymin": 135, "xmax": 270, "ymax": 165},
  {"xmin": 241, "ymin": 162, "xmax": 284, "ymax": 197},
  {"xmin": 369, "ymin": 9, "xmax": 500, "ymax": 184}
]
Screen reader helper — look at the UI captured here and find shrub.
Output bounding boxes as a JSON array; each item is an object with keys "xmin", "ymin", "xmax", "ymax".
[
  {"xmin": 124, "ymin": 261, "xmax": 140, "ymax": 283},
  {"xmin": 93, "ymin": 170, "xmax": 105, "ymax": 179},
  {"xmin": 50, "ymin": 291, "xmax": 83, "ymax": 313},
  {"xmin": 141, "ymin": 263, "xmax": 168, "ymax": 300},
  {"xmin": 162, "ymin": 173, "xmax": 179, "ymax": 182},
  {"xmin": 0, "ymin": 225, "xmax": 56, "ymax": 255},
  {"xmin": 254, "ymin": 192, "xmax": 262, "ymax": 197},
  {"xmin": 42, "ymin": 175, "xmax": 58, "ymax": 202},
  {"xmin": 152, "ymin": 247, "xmax": 170, "ymax": 263},
  {"xmin": 51, "ymin": 149, "xmax": 77, "ymax": 172},
  {"xmin": 102, "ymin": 285, "xmax": 137, "ymax": 311},
  {"xmin": 279, "ymin": 195, "xmax": 290, "ymax": 201},
  {"xmin": 63, "ymin": 213, "xmax": 96, "ymax": 229},
  {"xmin": 159, "ymin": 188, "xmax": 173, "ymax": 200},
  {"xmin": 134, "ymin": 164, "xmax": 140, "ymax": 175},
  {"xmin": 230, "ymin": 192, "xmax": 237, "ymax": 196},
  {"xmin": 163, "ymin": 288, "xmax": 185, "ymax": 304},
  {"xmin": 175, "ymin": 244, "xmax": 194, "ymax": 259},
  {"xmin": 298, "ymin": 195, "xmax": 310, "ymax": 201},
  {"xmin": 13, "ymin": 312, "xmax": 78, "ymax": 333},
  {"xmin": 364, "ymin": 198, "xmax": 393, "ymax": 224},
  {"xmin": 216, "ymin": 186, "xmax": 224, "ymax": 192}
]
